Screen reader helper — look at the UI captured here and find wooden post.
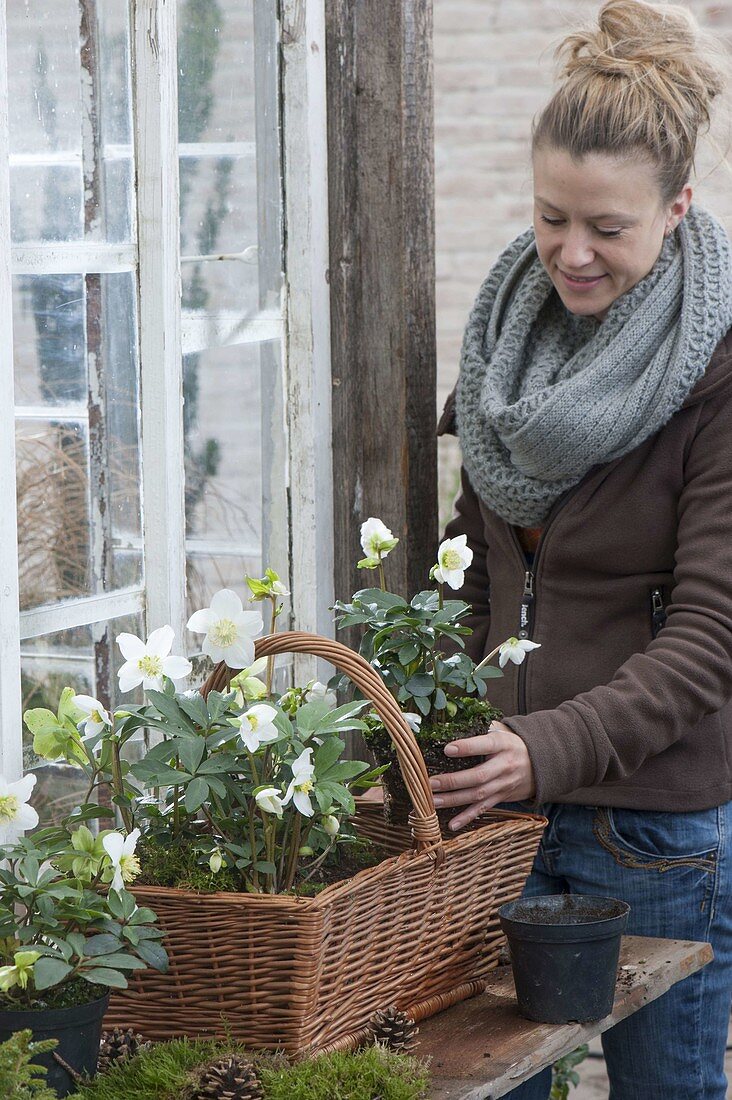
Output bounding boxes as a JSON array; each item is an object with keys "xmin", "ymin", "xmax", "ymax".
[{"xmin": 326, "ymin": 0, "xmax": 437, "ymax": 613}]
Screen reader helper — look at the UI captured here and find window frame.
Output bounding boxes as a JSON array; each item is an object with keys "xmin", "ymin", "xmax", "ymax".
[{"xmin": 0, "ymin": 0, "xmax": 335, "ymax": 778}]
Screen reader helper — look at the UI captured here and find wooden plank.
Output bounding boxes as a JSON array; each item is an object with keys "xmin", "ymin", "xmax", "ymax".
[
  {"xmin": 423, "ymin": 935, "xmax": 713, "ymax": 1100},
  {"xmin": 326, "ymin": 0, "xmax": 437, "ymax": 616}
]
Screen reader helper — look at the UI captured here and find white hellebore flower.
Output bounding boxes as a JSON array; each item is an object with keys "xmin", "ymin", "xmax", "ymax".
[
  {"xmin": 255, "ymin": 787, "xmax": 285, "ymax": 818},
  {"xmin": 0, "ymin": 774, "xmax": 39, "ymax": 841},
  {"xmin": 103, "ymin": 828, "xmax": 142, "ymax": 892},
  {"xmin": 498, "ymin": 637, "xmax": 542, "ymax": 668},
  {"xmin": 322, "ymin": 814, "xmax": 340, "ymax": 837},
  {"xmin": 283, "ymin": 748, "xmax": 316, "ymax": 818},
  {"xmin": 187, "ymin": 589, "xmax": 263, "ymax": 669},
  {"xmin": 116, "ymin": 626, "xmax": 192, "ymax": 693},
  {"xmin": 360, "ymin": 517, "xmax": 399, "ymax": 560},
  {"xmin": 402, "ymin": 712, "xmax": 422, "ymax": 733},
  {"xmin": 307, "ymin": 680, "xmax": 337, "ymax": 710},
  {"xmin": 239, "ymin": 704, "xmax": 279, "ymax": 754},
  {"xmin": 433, "ymin": 534, "xmax": 474, "ymax": 591},
  {"xmin": 73, "ymin": 695, "xmax": 113, "ymax": 738}
]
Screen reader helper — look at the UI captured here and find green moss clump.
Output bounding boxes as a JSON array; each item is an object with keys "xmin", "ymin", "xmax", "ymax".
[
  {"xmin": 74, "ymin": 1038, "xmax": 430, "ymax": 1100},
  {"xmin": 0, "ymin": 977, "xmax": 102, "ymax": 1013},
  {"xmin": 136, "ymin": 838, "xmax": 243, "ymax": 893}
]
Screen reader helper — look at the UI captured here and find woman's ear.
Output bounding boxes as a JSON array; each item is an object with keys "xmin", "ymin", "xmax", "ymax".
[{"xmin": 665, "ymin": 184, "xmax": 693, "ymax": 235}]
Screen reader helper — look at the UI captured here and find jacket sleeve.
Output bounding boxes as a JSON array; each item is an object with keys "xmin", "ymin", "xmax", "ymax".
[
  {"xmin": 442, "ymin": 467, "xmax": 492, "ymax": 662},
  {"xmin": 502, "ymin": 394, "xmax": 732, "ymax": 804}
]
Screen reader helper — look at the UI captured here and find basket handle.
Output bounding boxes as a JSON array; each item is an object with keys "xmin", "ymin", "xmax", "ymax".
[{"xmin": 200, "ymin": 630, "xmax": 443, "ymax": 856}]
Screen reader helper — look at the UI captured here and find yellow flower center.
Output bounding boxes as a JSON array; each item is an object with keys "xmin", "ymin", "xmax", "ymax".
[
  {"xmin": 137, "ymin": 654, "xmax": 163, "ymax": 677},
  {"xmin": 0, "ymin": 795, "xmax": 19, "ymax": 824},
  {"xmin": 120, "ymin": 853, "xmax": 141, "ymax": 883},
  {"xmin": 296, "ymin": 779, "xmax": 313, "ymax": 794},
  {"xmin": 246, "ymin": 713, "xmax": 260, "ymax": 731},
  {"xmin": 91, "ymin": 709, "xmax": 104, "ymax": 724},
  {"xmin": 505, "ymin": 637, "xmax": 519, "ymax": 647},
  {"xmin": 441, "ymin": 548, "xmax": 462, "ymax": 570},
  {"xmin": 210, "ymin": 618, "xmax": 238, "ymax": 647}
]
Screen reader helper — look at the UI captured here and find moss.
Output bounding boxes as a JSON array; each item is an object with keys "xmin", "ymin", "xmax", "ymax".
[
  {"xmin": 137, "ymin": 835, "xmax": 389, "ymax": 897},
  {"xmin": 0, "ymin": 977, "xmax": 102, "ymax": 1013},
  {"xmin": 74, "ymin": 1038, "xmax": 430, "ymax": 1100}
]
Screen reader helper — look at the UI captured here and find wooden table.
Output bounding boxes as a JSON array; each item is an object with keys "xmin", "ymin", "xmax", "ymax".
[{"xmin": 422, "ymin": 935, "xmax": 713, "ymax": 1099}]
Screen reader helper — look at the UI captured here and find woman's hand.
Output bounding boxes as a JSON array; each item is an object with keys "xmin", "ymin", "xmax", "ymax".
[{"xmin": 429, "ymin": 720, "xmax": 536, "ymax": 831}]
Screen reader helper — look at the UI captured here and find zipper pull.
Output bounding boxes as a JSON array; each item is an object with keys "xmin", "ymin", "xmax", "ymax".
[
  {"xmin": 651, "ymin": 587, "xmax": 666, "ymax": 638},
  {"xmin": 519, "ymin": 571, "xmax": 534, "ymax": 639}
]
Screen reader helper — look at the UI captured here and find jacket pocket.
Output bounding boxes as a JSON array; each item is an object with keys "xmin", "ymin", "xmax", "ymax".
[
  {"xmin": 650, "ymin": 586, "xmax": 667, "ymax": 639},
  {"xmin": 602, "ymin": 806, "xmax": 720, "ymax": 863}
]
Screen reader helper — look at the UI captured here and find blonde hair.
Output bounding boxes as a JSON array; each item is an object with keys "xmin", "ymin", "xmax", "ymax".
[{"xmin": 533, "ymin": 0, "xmax": 727, "ymax": 201}]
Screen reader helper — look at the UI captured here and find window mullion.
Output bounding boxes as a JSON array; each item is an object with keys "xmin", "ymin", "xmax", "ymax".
[
  {"xmin": 280, "ymin": 0, "xmax": 334, "ymax": 681},
  {"xmin": 0, "ymin": 0, "xmax": 23, "ymax": 781},
  {"xmin": 130, "ymin": 0, "xmax": 187, "ymax": 647}
]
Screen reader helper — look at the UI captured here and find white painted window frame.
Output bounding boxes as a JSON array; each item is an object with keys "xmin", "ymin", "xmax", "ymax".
[{"xmin": 0, "ymin": 0, "xmax": 335, "ymax": 771}]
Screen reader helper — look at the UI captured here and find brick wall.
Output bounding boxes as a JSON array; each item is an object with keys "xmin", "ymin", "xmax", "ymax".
[{"xmin": 434, "ymin": 1, "xmax": 732, "ymax": 522}]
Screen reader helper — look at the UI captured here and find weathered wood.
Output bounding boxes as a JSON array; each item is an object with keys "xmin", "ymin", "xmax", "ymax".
[
  {"xmin": 423, "ymin": 935, "xmax": 713, "ymax": 1099},
  {"xmin": 326, "ymin": 0, "xmax": 437, "ymax": 614}
]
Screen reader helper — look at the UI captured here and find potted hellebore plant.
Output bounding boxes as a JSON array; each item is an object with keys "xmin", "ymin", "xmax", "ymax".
[
  {"xmin": 0, "ymin": 767, "xmax": 167, "ymax": 1096},
  {"xmin": 332, "ymin": 518, "xmax": 540, "ymax": 826},
  {"xmin": 26, "ymin": 573, "xmax": 387, "ymax": 1050}
]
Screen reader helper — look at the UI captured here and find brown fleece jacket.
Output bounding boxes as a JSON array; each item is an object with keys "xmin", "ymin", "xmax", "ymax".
[{"xmin": 438, "ymin": 330, "xmax": 732, "ymax": 811}]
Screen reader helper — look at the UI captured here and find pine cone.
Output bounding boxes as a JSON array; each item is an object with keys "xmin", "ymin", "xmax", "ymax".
[
  {"xmin": 97, "ymin": 1027, "xmax": 150, "ymax": 1073},
  {"xmin": 189, "ymin": 1055, "xmax": 264, "ymax": 1100},
  {"xmin": 367, "ymin": 1006, "xmax": 420, "ymax": 1052}
]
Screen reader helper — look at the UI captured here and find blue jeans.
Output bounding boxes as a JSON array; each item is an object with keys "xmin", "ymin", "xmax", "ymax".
[{"xmin": 502, "ymin": 800, "xmax": 732, "ymax": 1100}]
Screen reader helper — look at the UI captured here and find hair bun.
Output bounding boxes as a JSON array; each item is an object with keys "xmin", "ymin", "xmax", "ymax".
[{"xmin": 559, "ymin": 0, "xmax": 724, "ymax": 125}]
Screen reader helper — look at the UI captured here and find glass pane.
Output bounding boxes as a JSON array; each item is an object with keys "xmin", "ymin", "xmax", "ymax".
[
  {"xmin": 180, "ymin": 155, "xmax": 260, "ymax": 316},
  {"xmin": 23, "ymin": 613, "xmax": 144, "ymax": 826},
  {"xmin": 184, "ymin": 343, "xmax": 263, "ymax": 618},
  {"xmin": 14, "ymin": 273, "xmax": 143, "ymax": 607},
  {"xmin": 7, "ymin": 0, "xmax": 134, "ymax": 244},
  {"xmin": 178, "ymin": 0, "xmax": 255, "ymax": 145}
]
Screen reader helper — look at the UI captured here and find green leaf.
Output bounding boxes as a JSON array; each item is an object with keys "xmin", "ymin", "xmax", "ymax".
[
  {"xmin": 82, "ymin": 967, "xmax": 128, "ymax": 989},
  {"xmin": 414, "ymin": 695, "xmax": 431, "ymax": 716},
  {"xmin": 33, "ymin": 956, "xmax": 73, "ymax": 990},
  {"xmin": 474, "ymin": 665, "xmax": 503, "ymax": 679},
  {"xmin": 145, "ymin": 690, "xmax": 197, "ymax": 733},
  {"xmin": 128, "ymin": 906, "xmax": 158, "ymax": 926},
  {"xmin": 83, "ymin": 933, "xmax": 122, "ymax": 957},
  {"xmin": 135, "ymin": 940, "xmax": 169, "ymax": 971},
  {"xmin": 184, "ymin": 777, "xmax": 209, "ymax": 813},
  {"xmin": 85, "ymin": 953, "xmax": 146, "ymax": 970},
  {"xmin": 405, "ymin": 674, "xmax": 434, "ymax": 697},
  {"xmin": 398, "ymin": 643, "xmax": 420, "ymax": 666},
  {"xmin": 313, "ymin": 736, "xmax": 345, "ymax": 774},
  {"xmin": 179, "ymin": 737, "xmax": 206, "ymax": 775},
  {"xmin": 176, "ymin": 692, "xmax": 210, "ymax": 729}
]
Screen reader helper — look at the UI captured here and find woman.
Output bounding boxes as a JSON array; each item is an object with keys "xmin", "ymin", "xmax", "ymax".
[{"xmin": 433, "ymin": 2, "xmax": 732, "ymax": 1097}]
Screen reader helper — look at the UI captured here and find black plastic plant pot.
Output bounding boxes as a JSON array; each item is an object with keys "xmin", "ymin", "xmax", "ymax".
[
  {"xmin": 0, "ymin": 991, "xmax": 109, "ymax": 1096},
  {"xmin": 498, "ymin": 895, "xmax": 630, "ymax": 1024}
]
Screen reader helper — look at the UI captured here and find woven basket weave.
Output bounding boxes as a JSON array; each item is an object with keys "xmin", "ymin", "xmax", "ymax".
[{"xmin": 106, "ymin": 631, "xmax": 545, "ymax": 1054}]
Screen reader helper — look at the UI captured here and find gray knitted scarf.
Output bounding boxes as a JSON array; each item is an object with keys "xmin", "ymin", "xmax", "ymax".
[{"xmin": 456, "ymin": 205, "xmax": 732, "ymax": 527}]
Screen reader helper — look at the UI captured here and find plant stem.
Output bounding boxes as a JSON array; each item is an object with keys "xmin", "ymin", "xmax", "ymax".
[
  {"xmin": 266, "ymin": 595, "xmax": 279, "ymax": 696},
  {"xmin": 283, "ymin": 814, "xmax": 302, "ymax": 892},
  {"xmin": 299, "ymin": 837, "xmax": 337, "ymax": 884},
  {"xmin": 277, "ymin": 816, "xmax": 291, "ymax": 883},
  {"xmin": 377, "ymin": 554, "xmax": 386, "ymax": 592},
  {"xmin": 110, "ymin": 740, "xmax": 133, "ymax": 832},
  {"xmin": 438, "ymin": 582, "xmax": 444, "ymax": 610},
  {"xmin": 247, "ymin": 752, "xmax": 260, "ymax": 787},
  {"xmin": 473, "ymin": 642, "xmax": 504, "ymax": 674}
]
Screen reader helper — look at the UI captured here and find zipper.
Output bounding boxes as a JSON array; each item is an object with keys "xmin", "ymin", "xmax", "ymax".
[
  {"xmin": 507, "ymin": 481, "xmax": 586, "ymax": 715},
  {"xmin": 651, "ymin": 587, "xmax": 667, "ymax": 639}
]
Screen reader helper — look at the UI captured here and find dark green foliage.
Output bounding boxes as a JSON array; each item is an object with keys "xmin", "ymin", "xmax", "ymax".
[
  {"xmin": 75, "ymin": 1037, "xmax": 430, "ymax": 1100},
  {"xmin": 551, "ymin": 1045, "xmax": 589, "ymax": 1099},
  {"xmin": 0, "ymin": 1030, "xmax": 58, "ymax": 1100}
]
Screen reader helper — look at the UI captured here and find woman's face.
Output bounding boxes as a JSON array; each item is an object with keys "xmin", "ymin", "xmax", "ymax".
[{"xmin": 532, "ymin": 147, "xmax": 692, "ymax": 321}]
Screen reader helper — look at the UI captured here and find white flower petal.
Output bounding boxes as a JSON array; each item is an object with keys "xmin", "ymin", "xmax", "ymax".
[
  {"xmin": 117, "ymin": 664, "xmax": 143, "ymax": 693},
  {"xmin": 210, "ymin": 589, "xmax": 244, "ymax": 618},
  {"xmin": 186, "ymin": 608, "xmax": 215, "ymax": 634},
  {"xmin": 122, "ymin": 828, "xmax": 141, "ymax": 857},
  {"xmin": 72, "ymin": 695, "xmax": 97, "ymax": 715},
  {"xmin": 15, "ymin": 804, "xmax": 39, "ymax": 832},
  {"xmin": 443, "ymin": 569, "xmax": 465, "ymax": 590},
  {"xmin": 116, "ymin": 633, "xmax": 146, "ymax": 661},
  {"xmin": 12, "ymin": 774, "xmax": 37, "ymax": 804},
  {"xmin": 146, "ymin": 625, "xmax": 175, "ymax": 658},
  {"xmin": 222, "ymin": 638, "xmax": 255, "ymax": 669},
  {"xmin": 247, "ymin": 704, "xmax": 278, "ymax": 725},
  {"xmin": 162, "ymin": 655, "xmax": 193, "ymax": 681},
  {"xmin": 236, "ymin": 610, "xmax": 264, "ymax": 636},
  {"xmin": 103, "ymin": 832, "xmax": 125, "ymax": 864},
  {"xmin": 293, "ymin": 789, "xmax": 314, "ymax": 817},
  {"xmin": 248, "ymin": 657, "xmax": 269, "ymax": 676},
  {"xmin": 142, "ymin": 673, "xmax": 165, "ymax": 692}
]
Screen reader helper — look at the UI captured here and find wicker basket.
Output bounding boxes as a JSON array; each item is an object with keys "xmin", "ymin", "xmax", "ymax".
[{"xmin": 106, "ymin": 631, "xmax": 545, "ymax": 1054}]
